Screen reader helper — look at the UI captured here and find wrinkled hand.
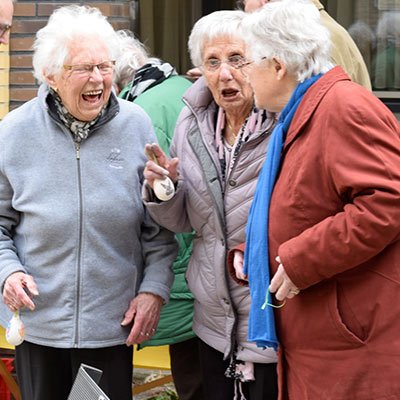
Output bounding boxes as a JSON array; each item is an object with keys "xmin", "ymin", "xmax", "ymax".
[
  {"xmin": 269, "ymin": 257, "xmax": 300, "ymax": 301},
  {"xmin": 121, "ymin": 292, "xmax": 164, "ymax": 345},
  {"xmin": 3, "ymin": 272, "xmax": 39, "ymax": 312},
  {"xmin": 233, "ymin": 250, "xmax": 247, "ymax": 281},
  {"xmin": 186, "ymin": 67, "xmax": 202, "ymax": 80},
  {"xmin": 144, "ymin": 143, "xmax": 179, "ymax": 188}
]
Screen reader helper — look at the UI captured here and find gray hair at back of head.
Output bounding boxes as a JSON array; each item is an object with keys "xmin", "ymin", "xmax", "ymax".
[
  {"xmin": 188, "ymin": 10, "xmax": 246, "ymax": 67},
  {"xmin": 114, "ymin": 30, "xmax": 150, "ymax": 90},
  {"xmin": 33, "ymin": 5, "xmax": 119, "ymax": 84},
  {"xmin": 241, "ymin": 0, "xmax": 332, "ymax": 82}
]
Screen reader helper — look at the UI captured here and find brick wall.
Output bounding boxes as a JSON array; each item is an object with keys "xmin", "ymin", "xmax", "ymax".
[{"xmin": 9, "ymin": 1, "xmax": 131, "ymax": 111}]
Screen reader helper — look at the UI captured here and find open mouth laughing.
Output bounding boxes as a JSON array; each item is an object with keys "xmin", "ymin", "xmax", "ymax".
[{"xmin": 82, "ymin": 89, "xmax": 103, "ymax": 103}]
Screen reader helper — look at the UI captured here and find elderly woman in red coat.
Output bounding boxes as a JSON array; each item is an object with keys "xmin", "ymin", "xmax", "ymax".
[{"xmin": 231, "ymin": 0, "xmax": 400, "ymax": 399}]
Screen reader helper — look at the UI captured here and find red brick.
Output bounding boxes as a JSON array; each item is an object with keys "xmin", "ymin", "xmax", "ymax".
[
  {"xmin": 10, "ymin": 54, "xmax": 33, "ymax": 69},
  {"xmin": 88, "ymin": 3, "xmax": 112, "ymax": 15},
  {"xmin": 14, "ymin": 3, "xmax": 36, "ymax": 17},
  {"xmin": 10, "ymin": 88, "xmax": 37, "ymax": 102},
  {"xmin": 110, "ymin": 4, "xmax": 130, "ymax": 17},
  {"xmin": 12, "ymin": 20, "xmax": 48, "ymax": 35},
  {"xmin": 10, "ymin": 37, "xmax": 35, "ymax": 52},
  {"xmin": 87, "ymin": 3, "xmax": 129, "ymax": 17},
  {"xmin": 10, "ymin": 71, "xmax": 35, "ymax": 85},
  {"xmin": 37, "ymin": 3, "xmax": 75, "ymax": 17},
  {"xmin": 110, "ymin": 20, "xmax": 131, "ymax": 31}
]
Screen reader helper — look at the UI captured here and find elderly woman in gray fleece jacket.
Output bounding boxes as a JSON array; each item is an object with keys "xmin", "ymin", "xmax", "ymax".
[{"xmin": 0, "ymin": 6, "xmax": 177, "ymax": 400}]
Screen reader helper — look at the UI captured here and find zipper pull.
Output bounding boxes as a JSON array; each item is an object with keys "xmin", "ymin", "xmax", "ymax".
[{"xmin": 75, "ymin": 142, "xmax": 80, "ymax": 160}]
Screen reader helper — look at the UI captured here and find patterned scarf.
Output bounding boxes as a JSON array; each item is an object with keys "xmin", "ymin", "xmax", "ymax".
[
  {"xmin": 215, "ymin": 107, "xmax": 266, "ymax": 185},
  {"xmin": 50, "ymin": 89, "xmax": 104, "ymax": 143},
  {"xmin": 119, "ymin": 59, "xmax": 177, "ymax": 102},
  {"xmin": 244, "ymin": 74, "xmax": 323, "ymax": 349}
]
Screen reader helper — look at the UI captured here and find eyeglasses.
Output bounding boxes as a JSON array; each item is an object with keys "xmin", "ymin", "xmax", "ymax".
[
  {"xmin": 239, "ymin": 57, "xmax": 268, "ymax": 70},
  {"xmin": 63, "ymin": 60, "xmax": 116, "ymax": 77},
  {"xmin": 202, "ymin": 55, "xmax": 249, "ymax": 72},
  {"xmin": 0, "ymin": 24, "xmax": 12, "ymax": 38},
  {"xmin": 238, "ymin": 60, "xmax": 255, "ymax": 68}
]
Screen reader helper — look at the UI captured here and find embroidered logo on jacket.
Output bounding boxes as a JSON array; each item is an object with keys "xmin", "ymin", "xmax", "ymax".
[{"xmin": 107, "ymin": 148, "xmax": 124, "ymax": 169}]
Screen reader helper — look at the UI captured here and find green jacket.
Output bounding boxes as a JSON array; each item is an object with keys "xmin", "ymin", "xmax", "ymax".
[{"xmin": 120, "ymin": 75, "xmax": 195, "ymax": 346}]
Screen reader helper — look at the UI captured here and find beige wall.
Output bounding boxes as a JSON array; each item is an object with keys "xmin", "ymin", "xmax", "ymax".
[{"xmin": 0, "ymin": 45, "xmax": 9, "ymax": 119}]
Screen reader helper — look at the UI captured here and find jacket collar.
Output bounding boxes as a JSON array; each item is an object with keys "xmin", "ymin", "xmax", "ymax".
[
  {"xmin": 182, "ymin": 76, "xmax": 214, "ymax": 115},
  {"xmin": 38, "ymin": 84, "xmax": 120, "ymax": 132},
  {"xmin": 284, "ymin": 66, "xmax": 350, "ymax": 150}
]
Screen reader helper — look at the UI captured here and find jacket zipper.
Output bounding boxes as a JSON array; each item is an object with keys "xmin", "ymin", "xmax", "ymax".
[
  {"xmin": 73, "ymin": 141, "xmax": 83, "ymax": 347},
  {"xmin": 225, "ymin": 130, "xmax": 270, "ymax": 194},
  {"xmin": 187, "ymin": 126, "xmax": 226, "ymax": 241}
]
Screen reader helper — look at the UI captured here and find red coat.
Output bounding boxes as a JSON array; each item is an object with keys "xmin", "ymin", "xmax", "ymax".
[{"xmin": 269, "ymin": 67, "xmax": 400, "ymax": 399}]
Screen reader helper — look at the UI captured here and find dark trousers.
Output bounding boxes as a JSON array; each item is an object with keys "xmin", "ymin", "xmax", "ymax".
[
  {"xmin": 170, "ymin": 337, "xmax": 203, "ymax": 400},
  {"xmin": 15, "ymin": 341, "xmax": 133, "ymax": 400},
  {"xmin": 198, "ymin": 339, "xmax": 278, "ymax": 400}
]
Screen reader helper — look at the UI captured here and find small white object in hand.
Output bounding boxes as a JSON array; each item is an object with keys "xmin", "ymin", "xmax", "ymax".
[
  {"xmin": 153, "ymin": 177, "xmax": 175, "ymax": 201},
  {"xmin": 6, "ymin": 311, "xmax": 25, "ymax": 346}
]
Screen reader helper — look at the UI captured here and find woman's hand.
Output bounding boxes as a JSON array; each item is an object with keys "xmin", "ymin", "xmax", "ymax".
[
  {"xmin": 233, "ymin": 250, "xmax": 248, "ymax": 281},
  {"xmin": 3, "ymin": 272, "xmax": 39, "ymax": 312},
  {"xmin": 186, "ymin": 67, "xmax": 202, "ymax": 80},
  {"xmin": 144, "ymin": 143, "xmax": 179, "ymax": 189},
  {"xmin": 121, "ymin": 292, "xmax": 164, "ymax": 345},
  {"xmin": 269, "ymin": 256, "xmax": 300, "ymax": 301}
]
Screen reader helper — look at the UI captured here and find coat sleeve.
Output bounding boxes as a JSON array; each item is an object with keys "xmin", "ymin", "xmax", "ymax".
[
  {"xmin": 138, "ymin": 202, "xmax": 178, "ymax": 303},
  {"xmin": 280, "ymin": 89, "xmax": 400, "ymax": 289},
  {"xmin": 143, "ymin": 180, "xmax": 193, "ymax": 234},
  {"xmin": 0, "ymin": 135, "xmax": 26, "ymax": 288}
]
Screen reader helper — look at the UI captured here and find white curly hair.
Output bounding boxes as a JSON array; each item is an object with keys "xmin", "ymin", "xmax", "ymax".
[
  {"xmin": 32, "ymin": 5, "xmax": 119, "ymax": 84},
  {"xmin": 241, "ymin": 0, "xmax": 333, "ymax": 82},
  {"xmin": 188, "ymin": 10, "xmax": 246, "ymax": 68}
]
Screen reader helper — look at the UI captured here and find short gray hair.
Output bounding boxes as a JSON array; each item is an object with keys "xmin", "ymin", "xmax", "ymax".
[
  {"xmin": 32, "ymin": 5, "xmax": 119, "ymax": 84},
  {"xmin": 241, "ymin": 0, "xmax": 332, "ymax": 82},
  {"xmin": 114, "ymin": 30, "xmax": 149, "ymax": 90},
  {"xmin": 188, "ymin": 10, "xmax": 246, "ymax": 68}
]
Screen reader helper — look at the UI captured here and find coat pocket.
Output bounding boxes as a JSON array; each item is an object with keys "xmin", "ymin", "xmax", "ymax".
[{"xmin": 328, "ymin": 280, "xmax": 368, "ymax": 346}]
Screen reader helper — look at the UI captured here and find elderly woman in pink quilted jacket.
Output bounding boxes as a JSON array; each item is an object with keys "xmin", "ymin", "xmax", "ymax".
[{"xmin": 143, "ymin": 10, "xmax": 279, "ymax": 400}]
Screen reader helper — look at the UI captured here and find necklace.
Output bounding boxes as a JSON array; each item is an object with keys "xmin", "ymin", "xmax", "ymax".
[{"xmin": 225, "ymin": 120, "xmax": 239, "ymax": 146}]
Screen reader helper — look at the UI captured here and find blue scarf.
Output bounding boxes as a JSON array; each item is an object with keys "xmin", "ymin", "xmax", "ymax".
[{"xmin": 244, "ymin": 74, "xmax": 322, "ymax": 349}]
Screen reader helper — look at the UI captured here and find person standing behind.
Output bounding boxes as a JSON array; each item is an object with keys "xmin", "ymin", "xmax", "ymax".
[
  {"xmin": 0, "ymin": 0, "xmax": 13, "ymax": 46},
  {"xmin": 114, "ymin": 30, "xmax": 203, "ymax": 400},
  {"xmin": 115, "ymin": 30, "xmax": 193, "ymax": 158},
  {"xmin": 242, "ymin": 0, "xmax": 371, "ymax": 90}
]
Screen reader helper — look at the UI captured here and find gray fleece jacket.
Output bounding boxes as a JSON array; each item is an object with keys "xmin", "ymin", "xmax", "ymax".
[{"xmin": 0, "ymin": 85, "xmax": 177, "ymax": 348}]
